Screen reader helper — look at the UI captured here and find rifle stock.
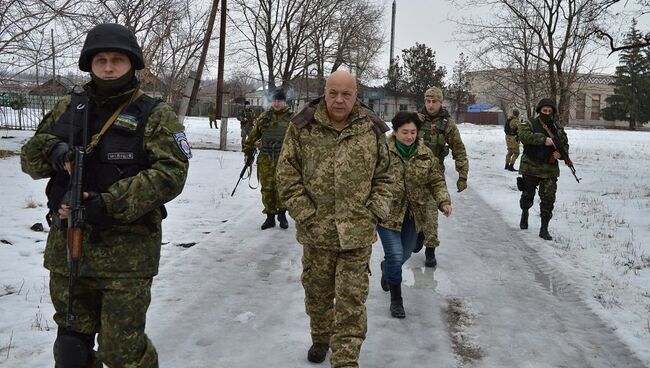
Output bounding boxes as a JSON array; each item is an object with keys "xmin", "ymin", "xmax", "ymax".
[{"xmin": 231, "ymin": 150, "xmax": 257, "ymax": 196}]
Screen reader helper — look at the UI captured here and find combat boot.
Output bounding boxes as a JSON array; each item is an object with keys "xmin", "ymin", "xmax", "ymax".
[
  {"xmin": 424, "ymin": 247, "xmax": 437, "ymax": 268},
  {"xmin": 504, "ymin": 163, "xmax": 509, "ymax": 170},
  {"xmin": 277, "ymin": 210, "xmax": 289, "ymax": 229},
  {"xmin": 307, "ymin": 343, "xmax": 329, "ymax": 363},
  {"xmin": 539, "ymin": 217, "xmax": 553, "ymax": 240},
  {"xmin": 389, "ymin": 284, "xmax": 406, "ymax": 318},
  {"xmin": 508, "ymin": 164, "xmax": 517, "ymax": 171},
  {"xmin": 261, "ymin": 214, "xmax": 275, "ymax": 230},
  {"xmin": 380, "ymin": 261, "xmax": 389, "ymax": 292},
  {"xmin": 520, "ymin": 210, "xmax": 528, "ymax": 229}
]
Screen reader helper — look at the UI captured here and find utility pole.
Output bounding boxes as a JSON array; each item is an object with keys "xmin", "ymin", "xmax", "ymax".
[
  {"xmin": 178, "ymin": 0, "xmax": 219, "ymax": 123},
  {"xmin": 51, "ymin": 29, "xmax": 56, "ymax": 80},
  {"xmin": 389, "ymin": 0, "xmax": 396, "ymax": 69},
  {"xmin": 216, "ymin": 0, "xmax": 228, "ymax": 150}
]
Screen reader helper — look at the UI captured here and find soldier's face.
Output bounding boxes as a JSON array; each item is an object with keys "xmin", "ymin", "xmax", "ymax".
[
  {"xmin": 272, "ymin": 99, "xmax": 286, "ymax": 111},
  {"xmin": 324, "ymin": 78, "xmax": 357, "ymax": 123},
  {"xmin": 394, "ymin": 122, "xmax": 418, "ymax": 146},
  {"xmin": 425, "ymin": 98, "xmax": 441, "ymax": 115},
  {"xmin": 539, "ymin": 106, "xmax": 553, "ymax": 115},
  {"xmin": 91, "ymin": 51, "xmax": 132, "ymax": 80}
]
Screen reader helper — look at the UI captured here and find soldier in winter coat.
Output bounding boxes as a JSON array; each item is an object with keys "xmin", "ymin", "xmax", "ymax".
[
  {"xmin": 20, "ymin": 23, "xmax": 189, "ymax": 367},
  {"xmin": 277, "ymin": 70, "xmax": 393, "ymax": 367}
]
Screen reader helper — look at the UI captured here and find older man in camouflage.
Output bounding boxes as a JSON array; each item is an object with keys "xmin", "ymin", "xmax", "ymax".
[
  {"xmin": 277, "ymin": 70, "xmax": 393, "ymax": 367},
  {"xmin": 20, "ymin": 23, "xmax": 189, "ymax": 367},
  {"xmin": 417, "ymin": 86, "xmax": 469, "ymax": 267},
  {"xmin": 244, "ymin": 90, "xmax": 293, "ymax": 230}
]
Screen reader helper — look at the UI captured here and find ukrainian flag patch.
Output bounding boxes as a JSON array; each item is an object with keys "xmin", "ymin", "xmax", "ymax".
[{"xmin": 115, "ymin": 114, "xmax": 139, "ymax": 131}]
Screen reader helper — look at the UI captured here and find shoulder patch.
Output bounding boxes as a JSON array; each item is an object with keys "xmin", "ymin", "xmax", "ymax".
[{"xmin": 173, "ymin": 131, "xmax": 192, "ymax": 159}]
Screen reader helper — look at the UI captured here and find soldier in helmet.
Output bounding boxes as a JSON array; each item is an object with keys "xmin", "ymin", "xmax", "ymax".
[
  {"xmin": 243, "ymin": 89, "xmax": 293, "ymax": 230},
  {"xmin": 277, "ymin": 70, "xmax": 393, "ymax": 367},
  {"xmin": 517, "ymin": 98, "xmax": 569, "ymax": 240},
  {"xmin": 417, "ymin": 86, "xmax": 468, "ymax": 267},
  {"xmin": 237, "ymin": 100, "xmax": 256, "ymax": 149},
  {"xmin": 20, "ymin": 23, "xmax": 190, "ymax": 367},
  {"xmin": 504, "ymin": 109, "xmax": 521, "ymax": 171}
]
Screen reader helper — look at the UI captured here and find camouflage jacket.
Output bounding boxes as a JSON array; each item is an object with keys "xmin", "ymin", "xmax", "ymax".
[
  {"xmin": 518, "ymin": 116, "xmax": 569, "ymax": 178},
  {"xmin": 381, "ymin": 136, "xmax": 450, "ymax": 244},
  {"xmin": 237, "ymin": 107, "xmax": 256, "ymax": 124},
  {"xmin": 277, "ymin": 98, "xmax": 393, "ymax": 250},
  {"xmin": 20, "ymin": 86, "xmax": 189, "ymax": 278},
  {"xmin": 417, "ymin": 107, "xmax": 468, "ymax": 179},
  {"xmin": 505, "ymin": 115, "xmax": 520, "ymax": 136},
  {"xmin": 243, "ymin": 107, "xmax": 293, "ymax": 158}
]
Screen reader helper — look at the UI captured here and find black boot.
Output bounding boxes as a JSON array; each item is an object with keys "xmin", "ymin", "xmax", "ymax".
[
  {"xmin": 520, "ymin": 210, "xmax": 528, "ymax": 229},
  {"xmin": 307, "ymin": 343, "xmax": 329, "ymax": 363},
  {"xmin": 389, "ymin": 284, "xmax": 406, "ymax": 318},
  {"xmin": 425, "ymin": 247, "xmax": 437, "ymax": 268},
  {"xmin": 508, "ymin": 164, "xmax": 517, "ymax": 171},
  {"xmin": 539, "ymin": 217, "xmax": 553, "ymax": 240},
  {"xmin": 261, "ymin": 214, "xmax": 275, "ymax": 230},
  {"xmin": 380, "ymin": 261, "xmax": 389, "ymax": 292},
  {"xmin": 504, "ymin": 163, "xmax": 509, "ymax": 170},
  {"xmin": 277, "ymin": 210, "xmax": 289, "ymax": 229}
]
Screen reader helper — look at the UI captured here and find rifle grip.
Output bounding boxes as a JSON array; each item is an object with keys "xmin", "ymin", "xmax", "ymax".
[{"xmin": 67, "ymin": 228, "xmax": 83, "ymax": 261}]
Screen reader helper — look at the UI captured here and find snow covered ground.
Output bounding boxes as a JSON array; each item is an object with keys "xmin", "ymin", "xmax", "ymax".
[{"xmin": 0, "ymin": 116, "xmax": 648, "ymax": 367}]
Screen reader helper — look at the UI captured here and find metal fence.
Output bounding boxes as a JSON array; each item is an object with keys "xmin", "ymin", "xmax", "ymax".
[{"xmin": 0, "ymin": 95, "xmax": 62, "ymax": 131}]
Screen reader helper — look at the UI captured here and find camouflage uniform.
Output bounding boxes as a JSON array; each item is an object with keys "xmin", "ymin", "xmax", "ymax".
[
  {"xmin": 417, "ymin": 107, "xmax": 468, "ymax": 248},
  {"xmin": 518, "ymin": 115, "xmax": 568, "ymax": 220},
  {"xmin": 277, "ymin": 98, "xmax": 393, "ymax": 368},
  {"xmin": 21, "ymin": 81, "xmax": 189, "ymax": 366},
  {"xmin": 208, "ymin": 102, "xmax": 218, "ymax": 129},
  {"xmin": 382, "ymin": 136, "xmax": 451, "ymax": 247},
  {"xmin": 243, "ymin": 107, "xmax": 293, "ymax": 214},
  {"xmin": 505, "ymin": 115, "xmax": 521, "ymax": 167},
  {"xmin": 237, "ymin": 106, "xmax": 256, "ymax": 148}
]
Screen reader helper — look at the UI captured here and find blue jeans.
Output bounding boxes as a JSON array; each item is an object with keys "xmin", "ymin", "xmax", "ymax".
[{"xmin": 377, "ymin": 213, "xmax": 417, "ymax": 285}]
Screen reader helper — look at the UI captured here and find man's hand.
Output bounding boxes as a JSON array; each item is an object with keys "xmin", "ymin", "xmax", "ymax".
[
  {"xmin": 441, "ymin": 204, "xmax": 452, "ymax": 217},
  {"xmin": 456, "ymin": 178, "xmax": 467, "ymax": 192},
  {"xmin": 48, "ymin": 142, "xmax": 72, "ymax": 174},
  {"xmin": 254, "ymin": 139, "xmax": 262, "ymax": 149}
]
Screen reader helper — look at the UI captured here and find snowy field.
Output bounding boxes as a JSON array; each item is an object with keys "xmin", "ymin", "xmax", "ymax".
[{"xmin": 0, "ymin": 116, "xmax": 648, "ymax": 367}]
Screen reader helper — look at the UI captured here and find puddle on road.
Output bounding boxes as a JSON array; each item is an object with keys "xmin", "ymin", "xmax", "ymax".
[
  {"xmin": 403, "ymin": 266, "xmax": 438, "ymax": 290},
  {"xmin": 533, "ymin": 271, "xmax": 562, "ymax": 296}
]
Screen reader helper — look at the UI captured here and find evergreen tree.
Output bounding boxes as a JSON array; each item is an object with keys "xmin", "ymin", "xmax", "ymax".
[
  {"xmin": 385, "ymin": 56, "xmax": 405, "ymax": 92},
  {"xmin": 602, "ymin": 20, "xmax": 650, "ymax": 130},
  {"xmin": 400, "ymin": 43, "xmax": 447, "ymax": 106}
]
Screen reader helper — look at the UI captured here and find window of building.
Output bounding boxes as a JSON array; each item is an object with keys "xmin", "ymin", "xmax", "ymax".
[
  {"xmin": 399, "ymin": 104, "xmax": 408, "ymax": 111},
  {"xmin": 575, "ymin": 93, "xmax": 585, "ymax": 120},
  {"xmin": 591, "ymin": 94, "xmax": 600, "ymax": 120}
]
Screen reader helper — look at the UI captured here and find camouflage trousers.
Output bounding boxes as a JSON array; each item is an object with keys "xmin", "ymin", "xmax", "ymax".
[
  {"xmin": 505, "ymin": 135, "xmax": 520, "ymax": 165},
  {"xmin": 49, "ymin": 272, "xmax": 158, "ymax": 368},
  {"xmin": 424, "ymin": 206, "xmax": 440, "ymax": 249},
  {"xmin": 302, "ymin": 245, "xmax": 372, "ymax": 368},
  {"xmin": 257, "ymin": 154, "xmax": 283, "ymax": 214},
  {"xmin": 519, "ymin": 175, "xmax": 557, "ymax": 220},
  {"xmin": 240, "ymin": 122, "xmax": 253, "ymax": 148}
]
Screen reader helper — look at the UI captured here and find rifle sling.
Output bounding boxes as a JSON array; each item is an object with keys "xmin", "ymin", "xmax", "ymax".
[{"xmin": 86, "ymin": 89, "xmax": 145, "ymax": 154}]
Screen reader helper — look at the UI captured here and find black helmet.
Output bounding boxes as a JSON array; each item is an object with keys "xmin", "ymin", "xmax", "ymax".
[
  {"xmin": 535, "ymin": 98, "xmax": 557, "ymax": 114},
  {"xmin": 512, "ymin": 109, "xmax": 520, "ymax": 116},
  {"xmin": 79, "ymin": 23, "xmax": 145, "ymax": 72},
  {"xmin": 272, "ymin": 89, "xmax": 287, "ymax": 101}
]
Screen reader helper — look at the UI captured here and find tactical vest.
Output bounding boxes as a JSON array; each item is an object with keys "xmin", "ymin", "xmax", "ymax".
[
  {"xmin": 45, "ymin": 92, "xmax": 160, "ymax": 215},
  {"xmin": 259, "ymin": 110, "xmax": 291, "ymax": 157},
  {"xmin": 504, "ymin": 116, "xmax": 517, "ymax": 136},
  {"xmin": 420, "ymin": 108, "xmax": 450, "ymax": 160},
  {"xmin": 522, "ymin": 117, "xmax": 555, "ymax": 163}
]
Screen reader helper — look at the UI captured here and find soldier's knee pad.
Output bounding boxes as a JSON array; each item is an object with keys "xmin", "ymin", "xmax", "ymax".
[{"xmin": 54, "ymin": 329, "xmax": 95, "ymax": 368}]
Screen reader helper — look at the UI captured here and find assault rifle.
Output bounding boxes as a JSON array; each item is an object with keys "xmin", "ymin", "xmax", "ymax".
[
  {"xmin": 66, "ymin": 146, "xmax": 85, "ymax": 326},
  {"xmin": 551, "ymin": 137, "xmax": 581, "ymax": 183},
  {"xmin": 231, "ymin": 149, "xmax": 257, "ymax": 196}
]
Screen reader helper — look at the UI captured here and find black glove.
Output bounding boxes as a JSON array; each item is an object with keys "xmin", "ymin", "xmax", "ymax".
[
  {"xmin": 84, "ymin": 192, "xmax": 115, "ymax": 225},
  {"xmin": 47, "ymin": 142, "xmax": 71, "ymax": 172}
]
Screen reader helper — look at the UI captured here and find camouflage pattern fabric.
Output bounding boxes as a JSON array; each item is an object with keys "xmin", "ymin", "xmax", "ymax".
[
  {"xmin": 519, "ymin": 175, "xmax": 557, "ymax": 219},
  {"xmin": 208, "ymin": 103, "xmax": 217, "ymax": 128},
  {"xmin": 417, "ymin": 108, "xmax": 468, "ymax": 180},
  {"xmin": 506, "ymin": 135, "xmax": 520, "ymax": 165},
  {"xmin": 21, "ymin": 91, "xmax": 189, "ymax": 278},
  {"xmin": 50, "ymin": 273, "xmax": 158, "ymax": 367},
  {"xmin": 381, "ymin": 136, "xmax": 450, "ymax": 248},
  {"xmin": 238, "ymin": 107, "xmax": 256, "ymax": 145},
  {"xmin": 277, "ymin": 99, "xmax": 393, "ymax": 250},
  {"xmin": 302, "ymin": 245, "xmax": 371, "ymax": 368},
  {"xmin": 242, "ymin": 107, "xmax": 292, "ymax": 158},
  {"xmin": 257, "ymin": 154, "xmax": 283, "ymax": 214},
  {"xmin": 518, "ymin": 116, "xmax": 569, "ymax": 179}
]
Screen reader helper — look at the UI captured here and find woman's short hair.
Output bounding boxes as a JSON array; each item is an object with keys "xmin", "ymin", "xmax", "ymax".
[{"xmin": 391, "ymin": 111, "xmax": 422, "ymax": 131}]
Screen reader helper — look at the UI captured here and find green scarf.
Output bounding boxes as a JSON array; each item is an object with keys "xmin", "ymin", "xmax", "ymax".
[
  {"xmin": 395, "ymin": 139, "xmax": 417, "ymax": 158},
  {"xmin": 89, "ymin": 69, "xmax": 137, "ymax": 104}
]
